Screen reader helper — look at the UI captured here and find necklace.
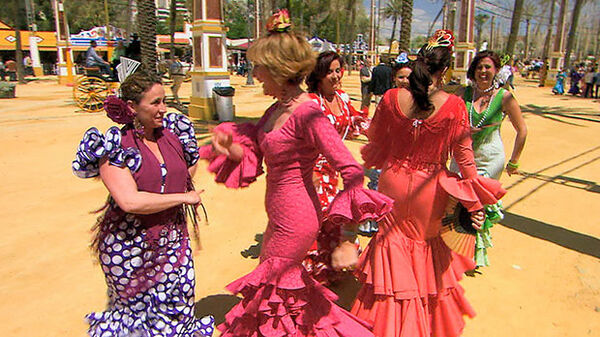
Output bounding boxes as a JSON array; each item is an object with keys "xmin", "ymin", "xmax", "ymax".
[{"xmin": 469, "ymin": 88, "xmax": 498, "ymax": 128}]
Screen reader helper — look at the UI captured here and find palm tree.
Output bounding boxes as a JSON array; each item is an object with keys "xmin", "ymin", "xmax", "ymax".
[
  {"xmin": 169, "ymin": 0, "xmax": 178, "ymax": 61},
  {"xmin": 563, "ymin": 0, "xmax": 588, "ymax": 69},
  {"xmin": 522, "ymin": 3, "xmax": 537, "ymax": 59},
  {"xmin": 138, "ymin": 0, "xmax": 158, "ymax": 75},
  {"xmin": 384, "ymin": 0, "xmax": 403, "ymax": 55},
  {"xmin": 505, "ymin": 0, "xmax": 524, "ymax": 58},
  {"xmin": 474, "ymin": 13, "xmax": 489, "ymax": 51},
  {"xmin": 399, "ymin": 0, "xmax": 413, "ymax": 51},
  {"xmin": 539, "ymin": 0, "xmax": 556, "ymax": 86}
]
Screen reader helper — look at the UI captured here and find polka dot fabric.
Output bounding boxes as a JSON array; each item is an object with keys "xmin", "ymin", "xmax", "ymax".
[
  {"xmin": 86, "ymin": 209, "xmax": 214, "ymax": 337},
  {"xmin": 163, "ymin": 113, "xmax": 200, "ymax": 167}
]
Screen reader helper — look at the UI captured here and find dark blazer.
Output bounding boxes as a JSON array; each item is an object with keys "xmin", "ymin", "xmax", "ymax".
[{"xmin": 370, "ymin": 63, "xmax": 393, "ymax": 95}]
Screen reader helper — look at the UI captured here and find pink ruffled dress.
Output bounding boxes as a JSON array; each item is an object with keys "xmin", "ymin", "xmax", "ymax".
[
  {"xmin": 199, "ymin": 98, "xmax": 393, "ymax": 337},
  {"xmin": 351, "ymin": 89, "xmax": 506, "ymax": 337}
]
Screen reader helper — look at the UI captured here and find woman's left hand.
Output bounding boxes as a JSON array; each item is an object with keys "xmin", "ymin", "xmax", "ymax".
[
  {"xmin": 331, "ymin": 240, "xmax": 358, "ymax": 272},
  {"xmin": 506, "ymin": 163, "xmax": 519, "ymax": 176},
  {"xmin": 470, "ymin": 209, "xmax": 486, "ymax": 231}
]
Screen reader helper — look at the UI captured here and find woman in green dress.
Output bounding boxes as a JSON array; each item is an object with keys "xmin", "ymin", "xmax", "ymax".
[{"xmin": 452, "ymin": 50, "xmax": 528, "ymax": 267}]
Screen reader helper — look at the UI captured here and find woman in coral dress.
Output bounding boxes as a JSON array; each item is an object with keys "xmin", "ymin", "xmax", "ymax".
[
  {"xmin": 200, "ymin": 11, "xmax": 392, "ymax": 336},
  {"xmin": 351, "ymin": 30, "xmax": 506, "ymax": 337},
  {"xmin": 302, "ymin": 51, "xmax": 369, "ymax": 284}
]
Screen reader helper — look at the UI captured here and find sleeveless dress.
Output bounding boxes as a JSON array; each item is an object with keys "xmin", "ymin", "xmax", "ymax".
[
  {"xmin": 302, "ymin": 90, "xmax": 368, "ymax": 284},
  {"xmin": 72, "ymin": 113, "xmax": 215, "ymax": 337},
  {"xmin": 351, "ymin": 89, "xmax": 506, "ymax": 337},
  {"xmin": 199, "ymin": 99, "xmax": 393, "ymax": 337},
  {"xmin": 450, "ymin": 86, "xmax": 507, "ymax": 267}
]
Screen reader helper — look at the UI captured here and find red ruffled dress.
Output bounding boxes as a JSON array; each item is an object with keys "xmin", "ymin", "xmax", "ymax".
[
  {"xmin": 199, "ymin": 97, "xmax": 392, "ymax": 337},
  {"xmin": 351, "ymin": 89, "xmax": 506, "ymax": 337},
  {"xmin": 302, "ymin": 90, "xmax": 369, "ymax": 284}
]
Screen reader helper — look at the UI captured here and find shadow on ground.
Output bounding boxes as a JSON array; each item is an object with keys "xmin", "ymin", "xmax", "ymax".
[
  {"xmin": 241, "ymin": 233, "xmax": 263, "ymax": 259},
  {"xmin": 501, "ymin": 212, "xmax": 600, "ymax": 259},
  {"xmin": 194, "ymin": 294, "xmax": 241, "ymax": 326},
  {"xmin": 521, "ymin": 103, "xmax": 600, "ymax": 125}
]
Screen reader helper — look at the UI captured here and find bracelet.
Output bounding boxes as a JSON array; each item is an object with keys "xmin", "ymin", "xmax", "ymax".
[{"xmin": 506, "ymin": 161, "xmax": 519, "ymax": 169}]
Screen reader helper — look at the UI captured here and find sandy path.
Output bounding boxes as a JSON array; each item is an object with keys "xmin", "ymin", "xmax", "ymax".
[{"xmin": 0, "ymin": 74, "xmax": 598, "ymax": 336}]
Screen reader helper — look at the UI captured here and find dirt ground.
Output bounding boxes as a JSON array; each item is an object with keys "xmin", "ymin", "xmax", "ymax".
[{"xmin": 0, "ymin": 72, "xmax": 599, "ymax": 337}]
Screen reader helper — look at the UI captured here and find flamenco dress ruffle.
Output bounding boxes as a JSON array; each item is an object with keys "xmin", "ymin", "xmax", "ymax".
[
  {"xmin": 352, "ymin": 172, "xmax": 505, "ymax": 337},
  {"xmin": 200, "ymin": 116, "xmax": 394, "ymax": 336}
]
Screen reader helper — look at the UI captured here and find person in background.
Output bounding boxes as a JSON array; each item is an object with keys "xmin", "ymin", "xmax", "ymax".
[
  {"xmin": 169, "ymin": 55, "xmax": 186, "ymax": 105},
  {"xmin": 0, "ymin": 59, "xmax": 6, "ymax": 81},
  {"xmin": 86, "ymin": 40, "xmax": 111, "ymax": 75},
  {"xmin": 391, "ymin": 52, "xmax": 413, "ymax": 89},
  {"xmin": 553, "ymin": 68, "xmax": 567, "ymax": 95},
  {"xmin": 126, "ymin": 33, "xmax": 141, "ymax": 61},
  {"xmin": 594, "ymin": 68, "xmax": 600, "ymax": 99},
  {"xmin": 110, "ymin": 40, "xmax": 127, "ymax": 78},
  {"xmin": 369, "ymin": 57, "xmax": 393, "ymax": 105},
  {"xmin": 5, "ymin": 58, "xmax": 17, "ymax": 81},
  {"xmin": 360, "ymin": 58, "xmax": 373, "ymax": 111},
  {"xmin": 583, "ymin": 67, "xmax": 596, "ymax": 98}
]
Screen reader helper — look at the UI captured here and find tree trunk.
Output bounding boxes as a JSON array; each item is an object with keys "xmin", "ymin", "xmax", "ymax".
[
  {"xmin": 138, "ymin": 0, "xmax": 158, "ymax": 75},
  {"xmin": 539, "ymin": 0, "xmax": 556, "ymax": 87},
  {"xmin": 169, "ymin": 0, "xmax": 177, "ymax": 60},
  {"xmin": 15, "ymin": 0, "xmax": 26, "ymax": 83},
  {"xmin": 505, "ymin": 0, "xmax": 524, "ymax": 57},
  {"xmin": 399, "ymin": 0, "xmax": 412, "ymax": 51},
  {"xmin": 563, "ymin": 0, "xmax": 585, "ymax": 69},
  {"xmin": 388, "ymin": 16, "xmax": 397, "ymax": 56},
  {"xmin": 126, "ymin": 0, "xmax": 134, "ymax": 40},
  {"xmin": 524, "ymin": 19, "xmax": 530, "ymax": 59}
]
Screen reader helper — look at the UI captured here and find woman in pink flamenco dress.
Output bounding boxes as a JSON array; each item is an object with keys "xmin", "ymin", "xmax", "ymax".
[
  {"xmin": 351, "ymin": 30, "xmax": 506, "ymax": 337},
  {"xmin": 199, "ymin": 11, "xmax": 393, "ymax": 337}
]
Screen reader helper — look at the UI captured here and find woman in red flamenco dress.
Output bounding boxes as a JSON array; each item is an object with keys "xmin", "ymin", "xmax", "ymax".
[
  {"xmin": 200, "ymin": 11, "xmax": 393, "ymax": 336},
  {"xmin": 351, "ymin": 30, "xmax": 506, "ymax": 337},
  {"xmin": 302, "ymin": 51, "xmax": 369, "ymax": 284}
]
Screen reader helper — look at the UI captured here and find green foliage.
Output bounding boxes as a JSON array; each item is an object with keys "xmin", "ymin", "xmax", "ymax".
[{"xmin": 223, "ymin": 0, "xmax": 251, "ymax": 39}]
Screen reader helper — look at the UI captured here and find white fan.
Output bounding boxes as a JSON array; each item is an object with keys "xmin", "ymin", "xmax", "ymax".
[{"xmin": 116, "ymin": 57, "xmax": 141, "ymax": 83}]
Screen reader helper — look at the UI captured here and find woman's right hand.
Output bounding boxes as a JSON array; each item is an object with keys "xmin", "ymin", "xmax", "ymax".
[
  {"xmin": 212, "ymin": 131, "xmax": 233, "ymax": 157},
  {"xmin": 184, "ymin": 189, "xmax": 204, "ymax": 205}
]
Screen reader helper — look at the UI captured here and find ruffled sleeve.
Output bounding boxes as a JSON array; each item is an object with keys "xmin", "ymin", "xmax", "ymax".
[
  {"xmin": 162, "ymin": 112, "xmax": 199, "ymax": 167},
  {"xmin": 443, "ymin": 99, "xmax": 507, "ymax": 211},
  {"xmin": 338, "ymin": 90, "xmax": 370, "ymax": 137},
  {"xmin": 72, "ymin": 127, "xmax": 142, "ymax": 178},
  {"xmin": 360, "ymin": 89, "xmax": 395, "ymax": 169},
  {"xmin": 198, "ymin": 122, "xmax": 263, "ymax": 188},
  {"xmin": 300, "ymin": 103, "xmax": 393, "ymax": 224}
]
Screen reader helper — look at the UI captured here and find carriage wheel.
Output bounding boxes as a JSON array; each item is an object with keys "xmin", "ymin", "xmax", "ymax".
[{"xmin": 73, "ymin": 76, "xmax": 110, "ymax": 112}]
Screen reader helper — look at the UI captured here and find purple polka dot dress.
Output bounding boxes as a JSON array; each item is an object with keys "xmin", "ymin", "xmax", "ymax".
[{"xmin": 73, "ymin": 113, "xmax": 214, "ymax": 337}]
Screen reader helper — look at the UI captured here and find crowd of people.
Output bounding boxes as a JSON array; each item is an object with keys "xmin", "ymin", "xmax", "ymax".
[
  {"xmin": 553, "ymin": 63, "xmax": 600, "ymax": 99},
  {"xmin": 72, "ymin": 9, "xmax": 529, "ymax": 337}
]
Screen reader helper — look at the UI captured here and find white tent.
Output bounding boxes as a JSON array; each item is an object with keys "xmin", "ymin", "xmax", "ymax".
[{"xmin": 308, "ymin": 36, "xmax": 336, "ymax": 53}]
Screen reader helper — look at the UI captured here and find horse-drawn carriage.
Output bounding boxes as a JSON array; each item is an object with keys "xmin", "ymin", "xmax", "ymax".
[{"xmin": 73, "ymin": 57, "xmax": 140, "ymax": 112}]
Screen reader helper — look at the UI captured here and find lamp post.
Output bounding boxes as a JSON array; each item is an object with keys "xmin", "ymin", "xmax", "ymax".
[{"xmin": 52, "ymin": 0, "xmax": 74, "ymax": 85}]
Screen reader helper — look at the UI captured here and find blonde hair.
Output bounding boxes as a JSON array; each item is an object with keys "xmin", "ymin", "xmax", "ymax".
[{"xmin": 247, "ymin": 32, "xmax": 316, "ymax": 86}]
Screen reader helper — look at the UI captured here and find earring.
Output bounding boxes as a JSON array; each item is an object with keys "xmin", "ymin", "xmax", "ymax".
[{"xmin": 133, "ymin": 116, "xmax": 145, "ymax": 138}]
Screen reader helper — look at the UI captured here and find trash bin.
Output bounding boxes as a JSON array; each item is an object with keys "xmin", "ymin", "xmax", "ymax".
[{"xmin": 213, "ymin": 86, "xmax": 235, "ymax": 121}]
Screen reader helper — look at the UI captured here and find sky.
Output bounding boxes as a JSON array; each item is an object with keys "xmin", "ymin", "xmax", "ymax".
[{"xmin": 361, "ymin": 0, "xmax": 543, "ymax": 38}]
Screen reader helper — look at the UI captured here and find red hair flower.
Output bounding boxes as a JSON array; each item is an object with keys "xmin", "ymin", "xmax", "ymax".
[
  {"xmin": 266, "ymin": 9, "xmax": 292, "ymax": 34},
  {"xmin": 104, "ymin": 95, "xmax": 135, "ymax": 124},
  {"xmin": 426, "ymin": 29, "xmax": 455, "ymax": 51}
]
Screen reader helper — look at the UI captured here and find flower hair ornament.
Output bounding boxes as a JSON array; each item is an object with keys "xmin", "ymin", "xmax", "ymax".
[
  {"xmin": 396, "ymin": 52, "xmax": 409, "ymax": 64},
  {"xmin": 266, "ymin": 9, "xmax": 292, "ymax": 34},
  {"xmin": 426, "ymin": 29, "xmax": 455, "ymax": 51}
]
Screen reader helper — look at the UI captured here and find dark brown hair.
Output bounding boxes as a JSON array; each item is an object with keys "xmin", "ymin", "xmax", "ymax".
[
  {"xmin": 306, "ymin": 51, "xmax": 344, "ymax": 93},
  {"xmin": 467, "ymin": 50, "xmax": 501, "ymax": 81},
  {"xmin": 409, "ymin": 45, "xmax": 452, "ymax": 112},
  {"xmin": 120, "ymin": 71, "xmax": 162, "ymax": 103}
]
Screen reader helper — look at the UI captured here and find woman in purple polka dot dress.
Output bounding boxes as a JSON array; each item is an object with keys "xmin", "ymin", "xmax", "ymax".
[{"xmin": 72, "ymin": 72, "xmax": 214, "ymax": 337}]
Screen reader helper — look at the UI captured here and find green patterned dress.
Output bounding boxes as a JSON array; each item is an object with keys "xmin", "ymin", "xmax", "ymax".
[{"xmin": 451, "ymin": 86, "xmax": 506, "ymax": 267}]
